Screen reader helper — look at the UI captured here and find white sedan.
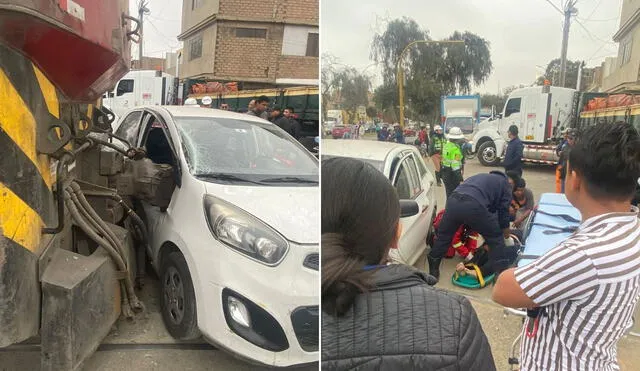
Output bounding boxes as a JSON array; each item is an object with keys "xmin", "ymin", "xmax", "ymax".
[
  {"xmin": 112, "ymin": 106, "xmax": 319, "ymax": 367},
  {"xmin": 321, "ymin": 139, "xmax": 437, "ymax": 266}
]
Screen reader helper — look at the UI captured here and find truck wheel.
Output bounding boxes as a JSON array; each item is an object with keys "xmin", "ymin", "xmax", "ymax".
[
  {"xmin": 160, "ymin": 251, "xmax": 200, "ymax": 340},
  {"xmin": 478, "ymin": 141, "xmax": 500, "ymax": 167}
]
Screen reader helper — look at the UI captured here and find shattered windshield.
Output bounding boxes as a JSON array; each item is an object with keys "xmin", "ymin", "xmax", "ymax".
[{"xmin": 175, "ymin": 116, "xmax": 318, "ymax": 184}]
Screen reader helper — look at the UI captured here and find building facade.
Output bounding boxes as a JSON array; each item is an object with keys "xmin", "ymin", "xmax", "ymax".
[
  {"xmin": 177, "ymin": 0, "xmax": 318, "ymax": 89},
  {"xmin": 601, "ymin": 0, "xmax": 640, "ymax": 92}
]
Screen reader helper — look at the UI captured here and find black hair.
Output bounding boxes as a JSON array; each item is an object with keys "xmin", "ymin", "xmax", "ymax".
[
  {"xmin": 255, "ymin": 95, "xmax": 270, "ymax": 104},
  {"xmin": 516, "ymin": 177, "xmax": 526, "ymax": 189},
  {"xmin": 508, "ymin": 125, "xmax": 519, "ymax": 136},
  {"xmin": 321, "ymin": 157, "xmax": 400, "ymax": 317},
  {"xmin": 285, "ymin": 106, "xmax": 295, "ymax": 113},
  {"xmin": 567, "ymin": 121, "xmax": 640, "ymax": 201},
  {"xmin": 505, "ymin": 170, "xmax": 521, "ymax": 187}
]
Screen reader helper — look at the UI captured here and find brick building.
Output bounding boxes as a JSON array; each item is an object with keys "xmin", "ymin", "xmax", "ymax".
[{"xmin": 177, "ymin": 0, "xmax": 318, "ymax": 89}]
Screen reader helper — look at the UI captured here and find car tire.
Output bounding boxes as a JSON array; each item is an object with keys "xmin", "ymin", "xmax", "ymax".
[
  {"xmin": 478, "ymin": 141, "xmax": 500, "ymax": 167},
  {"xmin": 160, "ymin": 251, "xmax": 200, "ymax": 340}
]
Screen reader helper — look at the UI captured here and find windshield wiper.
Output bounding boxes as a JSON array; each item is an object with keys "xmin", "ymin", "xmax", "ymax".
[
  {"xmin": 260, "ymin": 176, "xmax": 318, "ymax": 184},
  {"xmin": 195, "ymin": 173, "xmax": 265, "ymax": 185}
]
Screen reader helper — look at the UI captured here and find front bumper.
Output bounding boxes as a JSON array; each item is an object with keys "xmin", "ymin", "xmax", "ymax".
[{"xmin": 192, "ymin": 239, "xmax": 319, "ymax": 367}]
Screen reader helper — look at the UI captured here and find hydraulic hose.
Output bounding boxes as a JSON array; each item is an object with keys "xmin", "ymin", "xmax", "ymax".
[
  {"xmin": 64, "ymin": 189, "xmax": 143, "ymax": 314},
  {"xmin": 73, "ymin": 186, "xmax": 150, "ymax": 289}
]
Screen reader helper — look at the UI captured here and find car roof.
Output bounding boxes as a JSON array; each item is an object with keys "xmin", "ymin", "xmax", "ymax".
[
  {"xmin": 146, "ymin": 105, "xmax": 269, "ymax": 124},
  {"xmin": 322, "ymin": 139, "xmax": 415, "ymax": 162}
]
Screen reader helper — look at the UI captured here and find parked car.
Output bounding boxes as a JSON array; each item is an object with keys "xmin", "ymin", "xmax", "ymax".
[
  {"xmin": 321, "ymin": 139, "xmax": 437, "ymax": 265},
  {"xmin": 112, "ymin": 106, "xmax": 319, "ymax": 367},
  {"xmin": 331, "ymin": 125, "xmax": 349, "ymax": 139}
]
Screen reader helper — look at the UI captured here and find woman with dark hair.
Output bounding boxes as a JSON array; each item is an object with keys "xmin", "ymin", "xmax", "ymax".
[{"xmin": 321, "ymin": 157, "xmax": 496, "ymax": 371}]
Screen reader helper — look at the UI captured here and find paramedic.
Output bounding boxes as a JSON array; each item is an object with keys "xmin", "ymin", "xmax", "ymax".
[
  {"xmin": 427, "ymin": 171, "xmax": 519, "ymax": 281},
  {"xmin": 493, "ymin": 121, "xmax": 640, "ymax": 371},
  {"xmin": 429, "ymin": 125, "xmax": 446, "ymax": 186},
  {"xmin": 321, "ymin": 157, "xmax": 496, "ymax": 370},
  {"xmin": 440, "ymin": 126, "xmax": 466, "ymax": 199}
]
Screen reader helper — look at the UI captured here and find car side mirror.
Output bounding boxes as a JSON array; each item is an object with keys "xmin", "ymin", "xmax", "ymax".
[{"xmin": 400, "ymin": 199, "xmax": 419, "ymax": 218}]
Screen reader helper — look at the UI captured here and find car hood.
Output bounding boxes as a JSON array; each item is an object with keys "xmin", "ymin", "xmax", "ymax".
[{"xmin": 203, "ymin": 183, "xmax": 319, "ymax": 244}]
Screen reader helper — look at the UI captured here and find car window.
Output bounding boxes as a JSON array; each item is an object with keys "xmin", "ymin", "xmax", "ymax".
[
  {"xmin": 445, "ymin": 117, "xmax": 474, "ymax": 133},
  {"xmin": 117, "ymin": 79, "xmax": 134, "ymax": 96},
  {"xmin": 412, "ymin": 152, "xmax": 428, "ymax": 180},
  {"xmin": 175, "ymin": 116, "xmax": 318, "ymax": 183},
  {"xmin": 394, "ymin": 155, "xmax": 421, "ymax": 199},
  {"xmin": 114, "ymin": 110, "xmax": 142, "ymax": 145},
  {"xmin": 141, "ymin": 113, "xmax": 176, "ymax": 166}
]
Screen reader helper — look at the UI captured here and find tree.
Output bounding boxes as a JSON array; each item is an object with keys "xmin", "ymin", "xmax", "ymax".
[
  {"xmin": 535, "ymin": 59, "xmax": 581, "ymax": 88},
  {"xmin": 370, "ymin": 17, "xmax": 493, "ymax": 122},
  {"xmin": 366, "ymin": 106, "xmax": 378, "ymax": 119},
  {"xmin": 480, "ymin": 93, "xmax": 507, "ymax": 111},
  {"xmin": 321, "ymin": 53, "xmax": 339, "ymax": 121},
  {"xmin": 332, "ymin": 68, "xmax": 371, "ymax": 123}
]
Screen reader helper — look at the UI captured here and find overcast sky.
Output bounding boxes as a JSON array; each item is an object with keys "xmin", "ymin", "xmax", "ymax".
[
  {"xmin": 321, "ymin": 0, "xmax": 623, "ymax": 94},
  {"xmin": 129, "ymin": 0, "xmax": 183, "ymax": 60}
]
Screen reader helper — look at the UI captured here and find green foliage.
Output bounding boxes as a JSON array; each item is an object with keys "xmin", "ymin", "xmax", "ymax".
[
  {"xmin": 366, "ymin": 106, "xmax": 378, "ymax": 119},
  {"xmin": 535, "ymin": 58, "xmax": 581, "ymax": 88},
  {"xmin": 370, "ymin": 17, "xmax": 493, "ymax": 121}
]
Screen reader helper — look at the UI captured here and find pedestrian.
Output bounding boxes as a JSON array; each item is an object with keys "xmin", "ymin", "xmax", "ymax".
[
  {"xmin": 429, "ymin": 125, "xmax": 446, "ymax": 186},
  {"xmin": 493, "ymin": 121, "xmax": 640, "ymax": 371},
  {"xmin": 201, "ymin": 96, "xmax": 213, "ymax": 108},
  {"xmin": 378, "ymin": 125, "xmax": 388, "ymax": 141},
  {"xmin": 393, "ymin": 124, "xmax": 405, "ymax": 144},
  {"xmin": 219, "ymin": 103, "xmax": 229, "ymax": 110},
  {"xmin": 441, "ymin": 126, "xmax": 466, "ymax": 199},
  {"xmin": 284, "ymin": 107, "xmax": 301, "ymax": 139},
  {"xmin": 427, "ymin": 171, "xmax": 519, "ymax": 282},
  {"xmin": 321, "ymin": 157, "xmax": 496, "ymax": 371},
  {"xmin": 246, "ymin": 96, "xmax": 269, "ymax": 120},
  {"xmin": 509, "ymin": 176, "xmax": 534, "ymax": 231},
  {"xmin": 503, "ymin": 125, "xmax": 524, "ymax": 177},
  {"xmin": 556, "ymin": 129, "xmax": 576, "ymax": 193}
]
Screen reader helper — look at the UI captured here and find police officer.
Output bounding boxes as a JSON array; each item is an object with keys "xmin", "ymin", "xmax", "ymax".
[
  {"xmin": 441, "ymin": 127, "xmax": 466, "ymax": 198},
  {"xmin": 429, "ymin": 125, "xmax": 446, "ymax": 186}
]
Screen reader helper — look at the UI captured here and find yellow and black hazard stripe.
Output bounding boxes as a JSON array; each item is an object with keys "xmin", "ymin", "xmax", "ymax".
[{"xmin": 0, "ymin": 43, "xmax": 59, "ymax": 254}]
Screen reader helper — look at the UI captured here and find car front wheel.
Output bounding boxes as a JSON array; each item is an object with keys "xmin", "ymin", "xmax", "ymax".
[{"xmin": 160, "ymin": 251, "xmax": 200, "ymax": 340}]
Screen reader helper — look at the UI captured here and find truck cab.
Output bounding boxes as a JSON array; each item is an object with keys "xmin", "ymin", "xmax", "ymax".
[
  {"xmin": 472, "ymin": 86, "xmax": 575, "ymax": 166},
  {"xmin": 103, "ymin": 70, "xmax": 177, "ymax": 118}
]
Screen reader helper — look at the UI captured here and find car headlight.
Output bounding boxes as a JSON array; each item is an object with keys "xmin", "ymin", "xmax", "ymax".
[{"xmin": 203, "ymin": 195, "xmax": 289, "ymax": 265}]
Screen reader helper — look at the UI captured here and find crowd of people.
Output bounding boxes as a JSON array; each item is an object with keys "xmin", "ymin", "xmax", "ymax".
[{"xmin": 321, "ymin": 120, "xmax": 640, "ymax": 370}]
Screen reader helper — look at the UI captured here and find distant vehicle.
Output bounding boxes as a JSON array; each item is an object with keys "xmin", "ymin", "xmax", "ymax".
[
  {"xmin": 321, "ymin": 140, "xmax": 437, "ymax": 266},
  {"xmin": 112, "ymin": 106, "xmax": 319, "ymax": 367},
  {"xmin": 441, "ymin": 95, "xmax": 481, "ymax": 138},
  {"xmin": 102, "ymin": 70, "xmax": 177, "ymax": 118},
  {"xmin": 331, "ymin": 125, "xmax": 349, "ymax": 139},
  {"xmin": 471, "ymin": 86, "xmax": 607, "ymax": 167}
]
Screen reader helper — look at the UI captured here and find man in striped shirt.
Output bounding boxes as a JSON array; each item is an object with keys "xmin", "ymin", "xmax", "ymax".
[{"xmin": 493, "ymin": 121, "xmax": 640, "ymax": 370}]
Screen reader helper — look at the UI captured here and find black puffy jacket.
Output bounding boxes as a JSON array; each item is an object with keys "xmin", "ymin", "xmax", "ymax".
[{"xmin": 321, "ymin": 264, "xmax": 496, "ymax": 371}]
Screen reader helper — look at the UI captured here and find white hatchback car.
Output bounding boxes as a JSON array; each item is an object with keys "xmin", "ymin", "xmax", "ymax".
[
  {"xmin": 321, "ymin": 139, "xmax": 437, "ymax": 266},
  {"xmin": 113, "ymin": 106, "xmax": 319, "ymax": 367}
]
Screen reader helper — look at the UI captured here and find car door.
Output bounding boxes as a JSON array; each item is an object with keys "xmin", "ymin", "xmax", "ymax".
[
  {"xmin": 390, "ymin": 151, "xmax": 427, "ymax": 265},
  {"xmin": 136, "ymin": 111, "xmax": 180, "ymax": 245}
]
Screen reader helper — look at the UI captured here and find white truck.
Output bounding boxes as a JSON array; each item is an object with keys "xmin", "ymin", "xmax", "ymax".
[
  {"xmin": 441, "ymin": 95, "xmax": 481, "ymax": 139},
  {"xmin": 102, "ymin": 70, "xmax": 177, "ymax": 119},
  {"xmin": 471, "ymin": 86, "xmax": 578, "ymax": 167}
]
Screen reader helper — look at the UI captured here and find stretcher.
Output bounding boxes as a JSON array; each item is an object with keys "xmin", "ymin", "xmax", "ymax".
[{"xmin": 503, "ymin": 193, "xmax": 639, "ymax": 370}]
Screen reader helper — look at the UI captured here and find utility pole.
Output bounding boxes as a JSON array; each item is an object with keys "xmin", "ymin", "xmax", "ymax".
[
  {"xmin": 559, "ymin": 0, "xmax": 578, "ymax": 87},
  {"xmin": 138, "ymin": 1, "xmax": 149, "ymax": 69}
]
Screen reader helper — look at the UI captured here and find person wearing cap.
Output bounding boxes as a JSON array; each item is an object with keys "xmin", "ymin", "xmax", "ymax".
[
  {"xmin": 441, "ymin": 127, "xmax": 466, "ymax": 198},
  {"xmin": 429, "ymin": 125, "xmax": 446, "ymax": 186},
  {"xmin": 503, "ymin": 125, "xmax": 524, "ymax": 177},
  {"xmin": 184, "ymin": 97, "xmax": 198, "ymax": 106},
  {"xmin": 201, "ymin": 96, "xmax": 213, "ymax": 108}
]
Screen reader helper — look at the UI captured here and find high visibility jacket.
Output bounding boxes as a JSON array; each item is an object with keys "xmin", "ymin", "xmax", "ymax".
[
  {"xmin": 430, "ymin": 135, "xmax": 446, "ymax": 155},
  {"xmin": 441, "ymin": 141, "xmax": 463, "ymax": 171}
]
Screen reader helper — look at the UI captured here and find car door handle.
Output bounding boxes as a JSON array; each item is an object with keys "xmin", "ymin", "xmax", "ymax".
[{"xmin": 421, "ymin": 205, "xmax": 429, "ymax": 213}]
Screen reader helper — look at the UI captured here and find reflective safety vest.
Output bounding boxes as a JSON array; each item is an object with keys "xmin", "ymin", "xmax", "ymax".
[
  {"xmin": 441, "ymin": 141, "xmax": 463, "ymax": 171},
  {"xmin": 432, "ymin": 135, "xmax": 446, "ymax": 152}
]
